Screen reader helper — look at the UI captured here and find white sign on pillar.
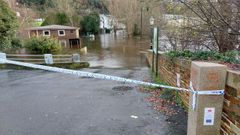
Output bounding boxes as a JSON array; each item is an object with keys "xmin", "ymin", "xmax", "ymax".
[{"xmin": 203, "ymin": 108, "xmax": 215, "ymax": 126}]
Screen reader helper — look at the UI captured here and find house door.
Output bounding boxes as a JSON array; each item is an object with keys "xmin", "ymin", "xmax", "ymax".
[{"xmin": 69, "ymin": 39, "xmax": 80, "ymax": 48}]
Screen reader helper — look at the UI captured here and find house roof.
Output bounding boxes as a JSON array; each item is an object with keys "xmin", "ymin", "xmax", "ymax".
[{"xmin": 28, "ymin": 25, "xmax": 79, "ymax": 30}]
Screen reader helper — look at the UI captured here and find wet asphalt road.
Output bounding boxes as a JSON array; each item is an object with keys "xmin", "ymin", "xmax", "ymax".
[{"xmin": 0, "ymin": 68, "xmax": 186, "ymax": 135}]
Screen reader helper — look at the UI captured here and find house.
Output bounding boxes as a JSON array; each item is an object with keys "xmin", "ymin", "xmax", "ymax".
[
  {"xmin": 27, "ymin": 25, "xmax": 80, "ymax": 47},
  {"xmin": 99, "ymin": 14, "xmax": 114, "ymax": 33},
  {"xmin": 99, "ymin": 14, "xmax": 126, "ymax": 34}
]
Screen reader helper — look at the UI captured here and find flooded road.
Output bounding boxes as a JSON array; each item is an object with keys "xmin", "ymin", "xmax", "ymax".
[
  {"xmin": 0, "ymin": 34, "xmax": 187, "ymax": 135},
  {"xmin": 62, "ymin": 34, "xmax": 150, "ymax": 68}
]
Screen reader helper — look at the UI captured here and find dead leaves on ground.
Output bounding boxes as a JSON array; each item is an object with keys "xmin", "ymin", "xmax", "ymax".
[{"xmin": 139, "ymin": 87, "xmax": 178, "ymax": 116}]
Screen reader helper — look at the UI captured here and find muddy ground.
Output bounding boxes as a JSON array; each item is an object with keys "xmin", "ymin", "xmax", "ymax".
[{"xmin": 0, "ymin": 67, "xmax": 187, "ymax": 135}]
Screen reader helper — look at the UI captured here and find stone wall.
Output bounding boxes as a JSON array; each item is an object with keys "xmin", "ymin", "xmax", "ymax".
[{"xmin": 146, "ymin": 51, "xmax": 240, "ymax": 135}]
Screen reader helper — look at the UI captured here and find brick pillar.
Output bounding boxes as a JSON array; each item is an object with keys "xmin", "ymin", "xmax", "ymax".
[{"xmin": 187, "ymin": 62, "xmax": 227, "ymax": 135}]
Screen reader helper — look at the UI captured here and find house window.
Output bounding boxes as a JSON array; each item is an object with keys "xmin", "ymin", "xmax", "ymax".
[
  {"xmin": 58, "ymin": 30, "xmax": 65, "ymax": 36},
  {"xmin": 59, "ymin": 40, "xmax": 67, "ymax": 47},
  {"xmin": 43, "ymin": 30, "xmax": 50, "ymax": 36}
]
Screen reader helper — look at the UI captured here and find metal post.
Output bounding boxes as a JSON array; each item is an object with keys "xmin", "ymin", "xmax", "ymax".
[
  {"xmin": 152, "ymin": 50, "xmax": 154, "ymax": 72},
  {"xmin": 155, "ymin": 28, "xmax": 159, "ymax": 76},
  {"xmin": 44, "ymin": 54, "xmax": 53, "ymax": 65},
  {"xmin": 151, "ymin": 27, "xmax": 154, "ymax": 72},
  {"xmin": 0, "ymin": 53, "xmax": 6, "ymax": 64},
  {"xmin": 141, "ymin": 7, "xmax": 143, "ymax": 37},
  {"xmin": 152, "ymin": 27, "xmax": 159, "ymax": 76}
]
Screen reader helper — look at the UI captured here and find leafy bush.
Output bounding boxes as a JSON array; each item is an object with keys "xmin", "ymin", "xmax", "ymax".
[
  {"xmin": 25, "ymin": 37, "xmax": 61, "ymax": 54},
  {"xmin": 11, "ymin": 38, "xmax": 23, "ymax": 49},
  {"xmin": 223, "ymin": 51, "xmax": 240, "ymax": 64},
  {"xmin": 167, "ymin": 50, "xmax": 193, "ymax": 58},
  {"xmin": 167, "ymin": 50, "xmax": 240, "ymax": 64}
]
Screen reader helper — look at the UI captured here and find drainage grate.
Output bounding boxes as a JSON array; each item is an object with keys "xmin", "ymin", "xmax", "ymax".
[{"xmin": 112, "ymin": 86, "xmax": 134, "ymax": 91}]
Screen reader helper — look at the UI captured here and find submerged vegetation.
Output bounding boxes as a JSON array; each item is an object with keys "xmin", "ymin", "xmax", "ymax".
[{"xmin": 25, "ymin": 36, "xmax": 61, "ymax": 54}]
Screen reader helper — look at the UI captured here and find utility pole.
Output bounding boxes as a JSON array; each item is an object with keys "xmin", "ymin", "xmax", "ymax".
[{"xmin": 141, "ymin": 7, "xmax": 143, "ymax": 37}]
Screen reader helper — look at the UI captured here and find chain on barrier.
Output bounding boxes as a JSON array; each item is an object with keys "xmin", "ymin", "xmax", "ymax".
[{"xmin": 0, "ymin": 53, "xmax": 225, "ymax": 110}]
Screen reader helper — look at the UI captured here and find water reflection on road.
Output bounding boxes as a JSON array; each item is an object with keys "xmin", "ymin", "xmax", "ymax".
[{"xmin": 63, "ymin": 34, "xmax": 150, "ymax": 68}]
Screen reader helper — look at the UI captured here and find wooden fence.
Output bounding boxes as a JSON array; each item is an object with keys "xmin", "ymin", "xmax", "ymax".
[
  {"xmin": 146, "ymin": 51, "xmax": 240, "ymax": 135},
  {"xmin": 6, "ymin": 54, "xmax": 80, "ymax": 64}
]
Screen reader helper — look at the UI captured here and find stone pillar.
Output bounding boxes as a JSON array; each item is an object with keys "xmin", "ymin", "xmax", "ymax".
[
  {"xmin": 0, "ymin": 53, "xmax": 6, "ymax": 64},
  {"xmin": 187, "ymin": 62, "xmax": 227, "ymax": 135},
  {"xmin": 72, "ymin": 54, "xmax": 80, "ymax": 63}
]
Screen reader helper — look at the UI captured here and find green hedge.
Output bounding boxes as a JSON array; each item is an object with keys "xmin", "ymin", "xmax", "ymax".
[
  {"xmin": 25, "ymin": 36, "xmax": 61, "ymax": 54},
  {"xmin": 167, "ymin": 50, "xmax": 240, "ymax": 64}
]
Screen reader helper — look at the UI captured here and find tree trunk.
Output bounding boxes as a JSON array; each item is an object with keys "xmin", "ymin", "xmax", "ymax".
[{"xmin": 218, "ymin": 32, "xmax": 235, "ymax": 53}]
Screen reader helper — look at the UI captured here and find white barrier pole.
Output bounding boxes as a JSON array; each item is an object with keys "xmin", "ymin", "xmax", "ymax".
[{"xmin": 0, "ymin": 53, "xmax": 6, "ymax": 64}]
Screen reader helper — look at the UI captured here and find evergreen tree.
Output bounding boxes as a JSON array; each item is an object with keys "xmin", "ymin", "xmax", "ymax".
[
  {"xmin": 0, "ymin": 0, "xmax": 18, "ymax": 50},
  {"xmin": 80, "ymin": 13, "xmax": 100, "ymax": 35}
]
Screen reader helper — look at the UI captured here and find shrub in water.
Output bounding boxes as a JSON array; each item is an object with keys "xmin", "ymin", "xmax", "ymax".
[
  {"xmin": 25, "ymin": 36, "xmax": 61, "ymax": 54},
  {"xmin": 132, "ymin": 24, "xmax": 141, "ymax": 36}
]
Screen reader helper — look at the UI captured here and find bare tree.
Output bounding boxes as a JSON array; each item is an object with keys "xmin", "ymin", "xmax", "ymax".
[
  {"xmin": 107, "ymin": 0, "xmax": 138, "ymax": 36},
  {"xmin": 177, "ymin": 0, "xmax": 240, "ymax": 52},
  {"xmin": 106, "ymin": 0, "xmax": 164, "ymax": 37}
]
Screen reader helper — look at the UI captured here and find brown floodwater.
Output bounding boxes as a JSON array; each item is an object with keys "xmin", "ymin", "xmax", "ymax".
[
  {"xmin": 8, "ymin": 33, "xmax": 150, "ymax": 68},
  {"xmin": 62, "ymin": 34, "xmax": 150, "ymax": 68}
]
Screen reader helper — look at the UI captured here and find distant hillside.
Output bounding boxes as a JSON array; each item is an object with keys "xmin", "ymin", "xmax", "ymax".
[
  {"xmin": 4, "ymin": 0, "xmax": 37, "ymax": 30},
  {"xmin": 6, "ymin": 0, "xmax": 109, "ymax": 20},
  {"xmin": 5, "ymin": 0, "xmax": 109, "ymax": 30},
  {"xmin": 17, "ymin": 0, "xmax": 53, "ymax": 7},
  {"xmin": 88, "ymin": 0, "xmax": 109, "ymax": 14},
  {"xmin": 14, "ymin": 0, "xmax": 108, "ymax": 14}
]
